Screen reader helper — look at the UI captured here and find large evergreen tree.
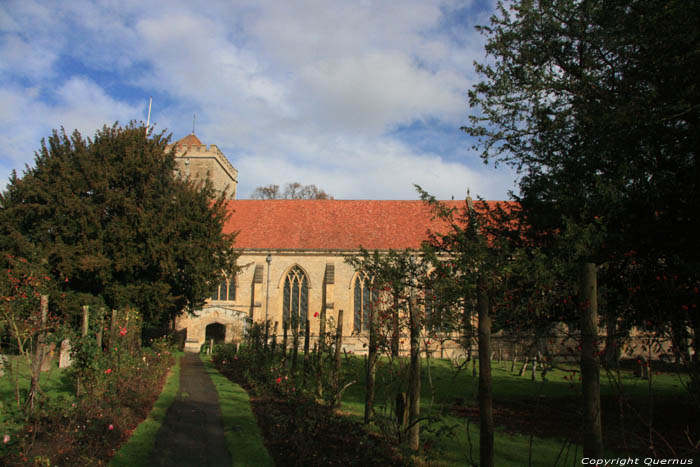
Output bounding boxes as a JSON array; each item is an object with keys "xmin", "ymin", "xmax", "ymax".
[
  {"xmin": 0, "ymin": 123, "xmax": 237, "ymax": 326},
  {"xmin": 464, "ymin": 0, "xmax": 700, "ymax": 456},
  {"xmin": 467, "ymin": 0, "xmax": 699, "ymax": 271}
]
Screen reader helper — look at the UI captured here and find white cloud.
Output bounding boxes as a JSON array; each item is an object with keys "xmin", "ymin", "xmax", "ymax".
[
  {"xmin": 298, "ymin": 53, "xmax": 467, "ymax": 134},
  {"xmin": 0, "ymin": 0, "xmax": 517, "ymax": 200},
  {"xmin": 0, "ymin": 79, "xmax": 142, "ymax": 189},
  {"xmin": 235, "ymin": 133, "xmax": 516, "ymax": 200}
]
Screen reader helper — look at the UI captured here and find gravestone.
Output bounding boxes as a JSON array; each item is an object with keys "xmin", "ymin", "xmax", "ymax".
[
  {"xmin": 59, "ymin": 339, "xmax": 72, "ymax": 368},
  {"xmin": 40, "ymin": 342, "xmax": 56, "ymax": 372}
]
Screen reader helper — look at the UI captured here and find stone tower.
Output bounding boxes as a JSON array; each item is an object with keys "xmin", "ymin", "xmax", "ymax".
[{"xmin": 169, "ymin": 133, "xmax": 238, "ymax": 199}]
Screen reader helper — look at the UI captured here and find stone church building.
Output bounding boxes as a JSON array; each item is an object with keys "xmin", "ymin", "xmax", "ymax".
[{"xmin": 170, "ymin": 134, "xmax": 462, "ymax": 353}]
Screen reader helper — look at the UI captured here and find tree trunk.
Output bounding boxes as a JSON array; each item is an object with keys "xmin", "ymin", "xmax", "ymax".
[
  {"xmin": 76, "ymin": 305, "xmax": 90, "ymax": 398},
  {"xmin": 579, "ymin": 262, "xmax": 603, "ymax": 458},
  {"xmin": 364, "ymin": 302, "xmax": 378, "ymax": 424},
  {"xmin": 407, "ymin": 291, "xmax": 421, "ymax": 451},
  {"xmin": 539, "ymin": 351, "xmax": 549, "ymax": 382},
  {"xmin": 28, "ymin": 295, "xmax": 49, "ymax": 412},
  {"xmin": 478, "ymin": 279, "xmax": 494, "ymax": 467},
  {"xmin": 519, "ymin": 357, "xmax": 529, "ymax": 377},
  {"xmin": 82, "ymin": 305, "xmax": 89, "ymax": 337},
  {"xmin": 391, "ymin": 293, "xmax": 400, "ymax": 357}
]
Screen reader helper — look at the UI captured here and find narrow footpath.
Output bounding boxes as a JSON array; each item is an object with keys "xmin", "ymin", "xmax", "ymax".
[{"xmin": 148, "ymin": 353, "xmax": 231, "ymax": 466}]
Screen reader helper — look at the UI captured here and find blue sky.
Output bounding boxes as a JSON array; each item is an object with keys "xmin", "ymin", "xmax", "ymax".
[{"xmin": 0, "ymin": 0, "xmax": 518, "ymax": 200}]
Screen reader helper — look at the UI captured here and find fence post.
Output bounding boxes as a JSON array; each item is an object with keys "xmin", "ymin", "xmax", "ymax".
[
  {"xmin": 282, "ymin": 320, "xmax": 289, "ymax": 366},
  {"xmin": 264, "ymin": 319, "xmax": 270, "ymax": 351},
  {"xmin": 579, "ymin": 262, "xmax": 603, "ymax": 458},
  {"xmin": 291, "ymin": 315, "xmax": 299, "ymax": 374},
  {"xmin": 109, "ymin": 309, "xmax": 118, "ymax": 351},
  {"xmin": 408, "ymin": 291, "xmax": 422, "ymax": 452},
  {"xmin": 302, "ymin": 319, "xmax": 311, "ymax": 385},
  {"xmin": 334, "ymin": 310, "xmax": 344, "ymax": 394},
  {"xmin": 96, "ymin": 307, "xmax": 104, "ymax": 350},
  {"xmin": 316, "ymin": 308, "xmax": 327, "ymax": 396},
  {"xmin": 365, "ymin": 302, "xmax": 378, "ymax": 424},
  {"xmin": 270, "ymin": 321, "xmax": 278, "ymax": 358}
]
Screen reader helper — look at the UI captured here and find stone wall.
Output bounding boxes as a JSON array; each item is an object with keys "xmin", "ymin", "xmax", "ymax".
[{"xmin": 172, "ymin": 144, "xmax": 238, "ymax": 199}]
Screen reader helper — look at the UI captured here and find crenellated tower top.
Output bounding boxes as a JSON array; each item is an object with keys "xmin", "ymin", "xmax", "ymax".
[{"xmin": 168, "ymin": 134, "xmax": 238, "ymax": 199}]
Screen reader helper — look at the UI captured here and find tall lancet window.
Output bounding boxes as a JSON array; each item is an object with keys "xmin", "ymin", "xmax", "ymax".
[
  {"xmin": 210, "ymin": 274, "xmax": 235, "ymax": 301},
  {"xmin": 353, "ymin": 272, "xmax": 376, "ymax": 333},
  {"xmin": 283, "ymin": 266, "xmax": 309, "ymax": 328}
]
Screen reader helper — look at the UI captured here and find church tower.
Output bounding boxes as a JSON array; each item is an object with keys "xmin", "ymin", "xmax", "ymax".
[{"xmin": 169, "ymin": 134, "xmax": 238, "ymax": 199}]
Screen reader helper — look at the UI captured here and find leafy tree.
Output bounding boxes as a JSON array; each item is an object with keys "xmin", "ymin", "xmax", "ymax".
[
  {"xmin": 250, "ymin": 184, "xmax": 282, "ymax": 199},
  {"xmin": 345, "ymin": 248, "xmax": 428, "ymax": 450},
  {"xmin": 250, "ymin": 182, "xmax": 333, "ymax": 199},
  {"xmin": 464, "ymin": 0, "xmax": 700, "ymax": 456},
  {"xmin": 466, "ymin": 0, "xmax": 699, "ymax": 314},
  {"xmin": 0, "ymin": 122, "xmax": 238, "ymax": 327},
  {"xmin": 419, "ymin": 189, "xmax": 517, "ymax": 467}
]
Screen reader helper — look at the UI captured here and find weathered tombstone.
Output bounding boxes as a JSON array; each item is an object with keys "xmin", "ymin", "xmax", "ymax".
[
  {"xmin": 40, "ymin": 342, "xmax": 56, "ymax": 372},
  {"xmin": 634, "ymin": 355, "xmax": 649, "ymax": 379},
  {"xmin": 59, "ymin": 339, "xmax": 73, "ymax": 368}
]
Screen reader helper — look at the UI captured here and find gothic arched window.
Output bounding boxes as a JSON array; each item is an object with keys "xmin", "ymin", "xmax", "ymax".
[
  {"xmin": 210, "ymin": 274, "xmax": 235, "ymax": 301},
  {"xmin": 353, "ymin": 272, "xmax": 377, "ymax": 333},
  {"xmin": 283, "ymin": 266, "xmax": 308, "ymax": 328}
]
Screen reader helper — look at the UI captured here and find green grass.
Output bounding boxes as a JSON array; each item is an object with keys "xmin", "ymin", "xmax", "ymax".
[
  {"xmin": 331, "ymin": 355, "xmax": 689, "ymax": 466},
  {"xmin": 0, "ymin": 355, "xmax": 74, "ymax": 401},
  {"xmin": 110, "ymin": 352, "xmax": 182, "ymax": 467},
  {"xmin": 203, "ymin": 356, "xmax": 274, "ymax": 467},
  {"xmin": 0, "ymin": 356, "xmax": 74, "ymax": 432}
]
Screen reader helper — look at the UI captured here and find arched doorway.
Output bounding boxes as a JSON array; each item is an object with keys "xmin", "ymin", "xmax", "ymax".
[{"xmin": 205, "ymin": 322, "xmax": 226, "ymax": 345}]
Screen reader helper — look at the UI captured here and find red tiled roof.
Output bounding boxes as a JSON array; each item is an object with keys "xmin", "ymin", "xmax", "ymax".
[
  {"xmin": 174, "ymin": 133, "xmax": 203, "ymax": 146},
  {"xmin": 222, "ymin": 199, "xmax": 501, "ymax": 251}
]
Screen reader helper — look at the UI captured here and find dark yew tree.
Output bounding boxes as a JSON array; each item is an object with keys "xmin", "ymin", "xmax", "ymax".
[
  {"xmin": 0, "ymin": 122, "xmax": 238, "ymax": 327},
  {"xmin": 465, "ymin": 0, "xmax": 700, "ymax": 456}
]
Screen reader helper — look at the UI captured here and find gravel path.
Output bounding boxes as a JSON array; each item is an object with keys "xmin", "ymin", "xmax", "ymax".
[{"xmin": 148, "ymin": 353, "xmax": 231, "ymax": 466}]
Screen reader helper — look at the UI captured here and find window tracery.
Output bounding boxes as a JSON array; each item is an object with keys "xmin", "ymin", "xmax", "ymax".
[
  {"xmin": 353, "ymin": 272, "xmax": 377, "ymax": 333},
  {"xmin": 283, "ymin": 266, "xmax": 308, "ymax": 327}
]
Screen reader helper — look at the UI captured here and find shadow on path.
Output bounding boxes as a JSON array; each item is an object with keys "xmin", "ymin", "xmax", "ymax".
[{"xmin": 149, "ymin": 353, "xmax": 231, "ymax": 466}]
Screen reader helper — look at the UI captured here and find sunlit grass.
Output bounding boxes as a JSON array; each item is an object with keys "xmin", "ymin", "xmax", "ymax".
[
  {"xmin": 0, "ymin": 356, "xmax": 74, "ymax": 434},
  {"xmin": 331, "ymin": 355, "xmax": 688, "ymax": 466},
  {"xmin": 203, "ymin": 355, "xmax": 274, "ymax": 467}
]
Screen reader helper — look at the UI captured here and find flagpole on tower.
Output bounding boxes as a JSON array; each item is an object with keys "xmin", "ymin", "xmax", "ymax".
[{"xmin": 192, "ymin": 112, "xmax": 196, "ymax": 134}]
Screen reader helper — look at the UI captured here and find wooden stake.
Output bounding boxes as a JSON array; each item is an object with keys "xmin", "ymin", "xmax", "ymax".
[
  {"xmin": 408, "ymin": 291, "xmax": 422, "ymax": 451},
  {"xmin": 334, "ymin": 310, "xmax": 344, "ymax": 401},
  {"xmin": 580, "ymin": 262, "xmax": 603, "ymax": 458}
]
